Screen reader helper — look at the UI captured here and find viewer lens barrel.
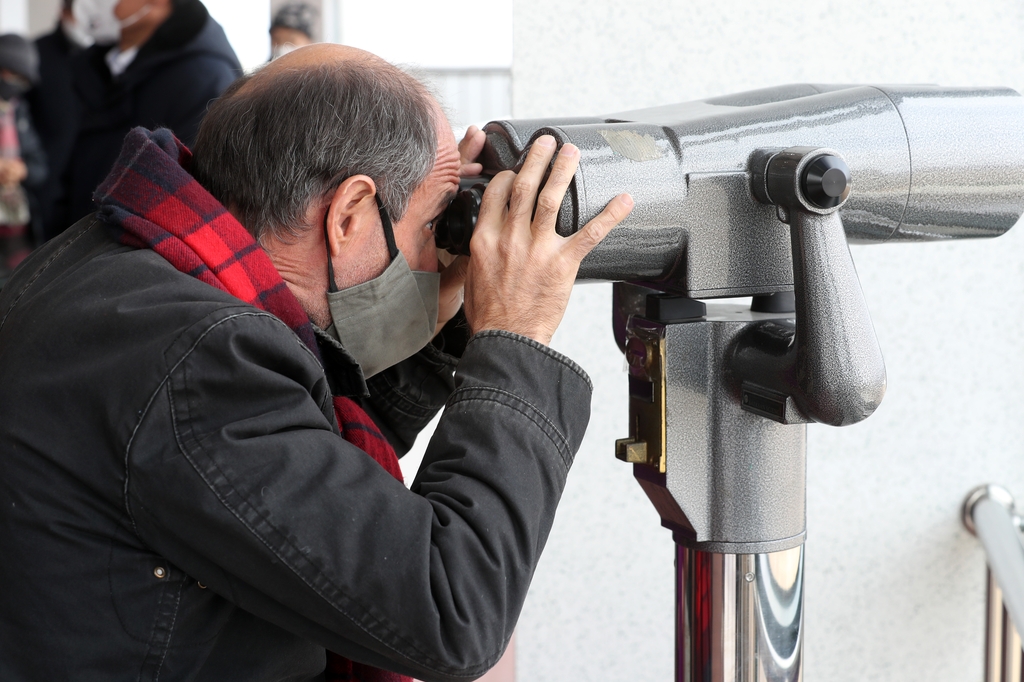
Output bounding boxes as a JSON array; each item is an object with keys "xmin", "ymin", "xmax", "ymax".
[{"xmin": 435, "ymin": 176, "xmax": 490, "ymax": 256}]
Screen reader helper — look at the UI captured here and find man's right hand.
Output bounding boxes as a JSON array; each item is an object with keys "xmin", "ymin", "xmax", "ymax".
[{"xmin": 463, "ymin": 134, "xmax": 633, "ymax": 345}]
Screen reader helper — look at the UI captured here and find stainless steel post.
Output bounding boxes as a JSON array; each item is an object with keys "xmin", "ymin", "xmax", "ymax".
[
  {"xmin": 985, "ymin": 569, "xmax": 1024, "ymax": 682},
  {"xmin": 676, "ymin": 544, "xmax": 803, "ymax": 682},
  {"xmin": 964, "ymin": 485, "xmax": 1024, "ymax": 682}
]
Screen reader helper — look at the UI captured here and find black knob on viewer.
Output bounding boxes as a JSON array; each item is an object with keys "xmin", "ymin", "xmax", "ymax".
[{"xmin": 801, "ymin": 155, "xmax": 851, "ymax": 209}]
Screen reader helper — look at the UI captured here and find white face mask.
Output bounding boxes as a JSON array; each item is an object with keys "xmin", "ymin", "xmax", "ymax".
[
  {"xmin": 73, "ymin": 0, "xmax": 153, "ymax": 45},
  {"xmin": 61, "ymin": 16, "xmax": 95, "ymax": 49}
]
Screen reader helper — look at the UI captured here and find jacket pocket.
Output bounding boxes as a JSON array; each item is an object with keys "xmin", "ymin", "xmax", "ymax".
[{"xmin": 107, "ymin": 517, "xmax": 233, "ymax": 680}]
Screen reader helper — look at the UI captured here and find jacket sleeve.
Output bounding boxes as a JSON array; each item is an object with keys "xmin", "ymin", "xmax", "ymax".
[
  {"xmin": 361, "ymin": 312, "xmax": 471, "ymax": 456},
  {"xmin": 126, "ymin": 311, "xmax": 591, "ymax": 682}
]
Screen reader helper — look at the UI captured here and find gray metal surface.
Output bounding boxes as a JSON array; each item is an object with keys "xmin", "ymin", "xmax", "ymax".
[
  {"xmin": 628, "ymin": 304, "xmax": 807, "ymax": 552},
  {"xmin": 481, "ymin": 84, "xmax": 1024, "ymax": 297},
  {"xmin": 622, "ymin": 147, "xmax": 886, "ymax": 549},
  {"xmin": 676, "ymin": 544, "xmax": 803, "ymax": 682},
  {"xmin": 757, "ymin": 148, "xmax": 886, "ymax": 427}
]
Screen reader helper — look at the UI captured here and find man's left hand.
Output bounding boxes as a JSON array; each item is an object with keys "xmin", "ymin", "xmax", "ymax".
[{"xmin": 458, "ymin": 125, "xmax": 486, "ymax": 178}]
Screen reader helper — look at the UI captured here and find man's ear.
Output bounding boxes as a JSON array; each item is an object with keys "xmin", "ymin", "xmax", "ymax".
[{"xmin": 325, "ymin": 175, "xmax": 378, "ymax": 259}]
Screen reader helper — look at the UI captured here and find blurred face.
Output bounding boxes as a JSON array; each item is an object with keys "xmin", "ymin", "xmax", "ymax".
[
  {"xmin": 271, "ymin": 26, "xmax": 312, "ymax": 54},
  {"xmin": 114, "ymin": 0, "xmax": 170, "ymax": 33},
  {"xmin": 114, "ymin": 0, "xmax": 148, "ymax": 20},
  {"xmin": 391, "ymin": 114, "xmax": 461, "ymax": 273}
]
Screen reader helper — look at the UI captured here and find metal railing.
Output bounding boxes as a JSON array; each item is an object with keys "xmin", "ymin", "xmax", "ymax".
[{"xmin": 963, "ymin": 485, "xmax": 1024, "ymax": 682}]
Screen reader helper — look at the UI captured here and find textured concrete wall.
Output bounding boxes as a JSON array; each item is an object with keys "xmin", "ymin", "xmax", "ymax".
[{"xmin": 511, "ymin": 1, "xmax": 1024, "ymax": 680}]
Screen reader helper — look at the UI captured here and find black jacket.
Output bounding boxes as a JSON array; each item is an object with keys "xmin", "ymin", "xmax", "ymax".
[
  {"xmin": 65, "ymin": 1, "xmax": 240, "ymax": 229},
  {"xmin": 0, "ymin": 217, "xmax": 592, "ymax": 681},
  {"xmin": 28, "ymin": 26, "xmax": 84, "ymax": 241}
]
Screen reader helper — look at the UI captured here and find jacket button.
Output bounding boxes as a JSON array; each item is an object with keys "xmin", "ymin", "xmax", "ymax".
[{"xmin": 153, "ymin": 566, "xmax": 167, "ymax": 579}]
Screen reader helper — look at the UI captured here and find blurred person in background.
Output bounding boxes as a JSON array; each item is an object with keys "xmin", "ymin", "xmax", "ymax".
[
  {"xmin": 58, "ymin": 0, "xmax": 240, "ymax": 234},
  {"xmin": 270, "ymin": 2, "xmax": 316, "ymax": 60},
  {"xmin": 28, "ymin": 0, "xmax": 90, "ymax": 241},
  {"xmin": 0, "ymin": 35, "xmax": 46, "ymax": 289}
]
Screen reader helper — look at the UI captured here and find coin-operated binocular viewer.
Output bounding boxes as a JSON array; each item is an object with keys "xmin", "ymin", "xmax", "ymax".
[{"xmin": 437, "ymin": 84, "xmax": 1024, "ymax": 681}]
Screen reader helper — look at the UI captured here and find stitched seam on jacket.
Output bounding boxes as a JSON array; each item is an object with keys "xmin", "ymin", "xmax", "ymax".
[
  {"xmin": 165, "ymin": 317, "xmax": 487, "ymax": 677},
  {"xmin": 447, "ymin": 387, "xmax": 574, "ymax": 473},
  {"xmin": 467, "ymin": 329, "xmax": 593, "ymax": 391},
  {"xmin": 152, "ymin": 579, "xmax": 184, "ymax": 682},
  {"xmin": 0, "ymin": 219, "xmax": 95, "ymax": 333},
  {"xmin": 124, "ymin": 311, "xmax": 320, "ymax": 538}
]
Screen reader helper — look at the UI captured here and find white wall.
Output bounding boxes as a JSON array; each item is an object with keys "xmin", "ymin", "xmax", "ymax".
[
  {"xmin": 333, "ymin": 0, "xmax": 512, "ymax": 69},
  {"xmin": 203, "ymin": 0, "xmax": 271, "ymax": 73},
  {"xmin": 511, "ymin": 1, "xmax": 1024, "ymax": 681},
  {"xmin": 27, "ymin": 0, "xmax": 60, "ymax": 37},
  {"xmin": 0, "ymin": 0, "xmax": 26, "ymax": 34}
]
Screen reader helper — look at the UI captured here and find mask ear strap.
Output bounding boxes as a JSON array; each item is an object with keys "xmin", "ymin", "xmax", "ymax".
[
  {"xmin": 376, "ymin": 196, "xmax": 400, "ymax": 261},
  {"xmin": 325, "ymin": 196, "xmax": 399, "ymax": 294},
  {"xmin": 324, "ymin": 209, "xmax": 339, "ymax": 294}
]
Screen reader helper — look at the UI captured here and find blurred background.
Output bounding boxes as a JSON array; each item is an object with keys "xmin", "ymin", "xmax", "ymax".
[
  {"xmin": 6, "ymin": 1, "xmax": 1024, "ymax": 680},
  {"xmin": 13, "ymin": 0, "xmax": 512, "ymax": 129}
]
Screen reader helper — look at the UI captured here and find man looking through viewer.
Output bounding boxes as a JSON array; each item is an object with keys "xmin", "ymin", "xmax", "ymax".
[{"xmin": 0, "ymin": 44, "xmax": 633, "ymax": 682}]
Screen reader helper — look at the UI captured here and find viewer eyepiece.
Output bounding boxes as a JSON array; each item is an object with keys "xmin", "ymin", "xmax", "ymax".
[{"xmin": 435, "ymin": 176, "xmax": 490, "ymax": 256}]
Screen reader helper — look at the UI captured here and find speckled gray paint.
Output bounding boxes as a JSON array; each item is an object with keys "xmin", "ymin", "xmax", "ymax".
[
  {"xmin": 481, "ymin": 86, "xmax": 1024, "ymax": 295},
  {"xmin": 508, "ymin": 2, "xmax": 1024, "ymax": 682}
]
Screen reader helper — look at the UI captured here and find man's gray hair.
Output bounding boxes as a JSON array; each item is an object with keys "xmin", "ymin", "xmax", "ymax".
[{"xmin": 191, "ymin": 61, "xmax": 437, "ymax": 242}]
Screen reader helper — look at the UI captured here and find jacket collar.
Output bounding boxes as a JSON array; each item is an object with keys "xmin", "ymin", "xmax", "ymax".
[{"xmin": 312, "ymin": 324, "xmax": 370, "ymax": 398}]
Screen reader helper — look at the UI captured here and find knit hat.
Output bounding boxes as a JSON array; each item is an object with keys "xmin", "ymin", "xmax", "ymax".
[
  {"xmin": 0, "ymin": 35, "xmax": 39, "ymax": 84},
  {"xmin": 270, "ymin": 3, "xmax": 317, "ymax": 41}
]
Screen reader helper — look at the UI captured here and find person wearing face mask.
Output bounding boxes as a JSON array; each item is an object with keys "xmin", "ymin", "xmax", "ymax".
[
  {"xmin": 0, "ymin": 44, "xmax": 634, "ymax": 681},
  {"xmin": 0, "ymin": 34, "xmax": 47, "ymax": 288},
  {"xmin": 28, "ymin": 0, "xmax": 91, "ymax": 242},
  {"xmin": 54, "ymin": 0, "xmax": 240, "ymax": 236},
  {"xmin": 270, "ymin": 2, "xmax": 316, "ymax": 61}
]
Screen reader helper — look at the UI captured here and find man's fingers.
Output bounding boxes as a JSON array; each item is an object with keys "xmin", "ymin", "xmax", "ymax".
[
  {"xmin": 459, "ymin": 125, "xmax": 486, "ymax": 166},
  {"xmin": 460, "ymin": 162, "xmax": 484, "ymax": 178},
  {"xmin": 531, "ymin": 144, "xmax": 579, "ymax": 233},
  {"xmin": 474, "ymin": 170, "xmax": 515, "ymax": 240},
  {"xmin": 567, "ymin": 194, "xmax": 634, "ymax": 262},
  {"xmin": 439, "ymin": 255, "xmax": 469, "ymax": 291},
  {"xmin": 506, "ymin": 135, "xmax": 557, "ymax": 227},
  {"xmin": 435, "ymin": 255, "xmax": 469, "ymax": 335}
]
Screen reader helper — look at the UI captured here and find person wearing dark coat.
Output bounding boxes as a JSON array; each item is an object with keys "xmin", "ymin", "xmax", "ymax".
[
  {"xmin": 62, "ymin": 0, "xmax": 240, "ymax": 232},
  {"xmin": 0, "ymin": 34, "xmax": 47, "ymax": 287},
  {"xmin": 27, "ymin": 0, "xmax": 90, "ymax": 242}
]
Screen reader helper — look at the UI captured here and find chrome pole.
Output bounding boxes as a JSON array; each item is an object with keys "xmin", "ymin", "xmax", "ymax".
[
  {"xmin": 986, "ymin": 569, "xmax": 1024, "ymax": 682},
  {"xmin": 676, "ymin": 544, "xmax": 803, "ymax": 682},
  {"xmin": 964, "ymin": 485, "xmax": 1024, "ymax": 682}
]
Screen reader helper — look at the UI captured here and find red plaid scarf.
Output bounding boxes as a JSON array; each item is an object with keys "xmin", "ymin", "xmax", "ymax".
[{"xmin": 96, "ymin": 127, "xmax": 408, "ymax": 681}]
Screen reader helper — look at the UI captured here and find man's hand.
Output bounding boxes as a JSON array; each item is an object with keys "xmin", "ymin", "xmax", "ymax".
[
  {"xmin": 464, "ymin": 135, "xmax": 634, "ymax": 345},
  {"xmin": 458, "ymin": 125, "xmax": 486, "ymax": 178},
  {"xmin": 434, "ymin": 254, "xmax": 468, "ymax": 336}
]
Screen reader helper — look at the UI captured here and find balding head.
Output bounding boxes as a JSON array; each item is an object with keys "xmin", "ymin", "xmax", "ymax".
[{"xmin": 191, "ymin": 45, "xmax": 438, "ymax": 242}]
